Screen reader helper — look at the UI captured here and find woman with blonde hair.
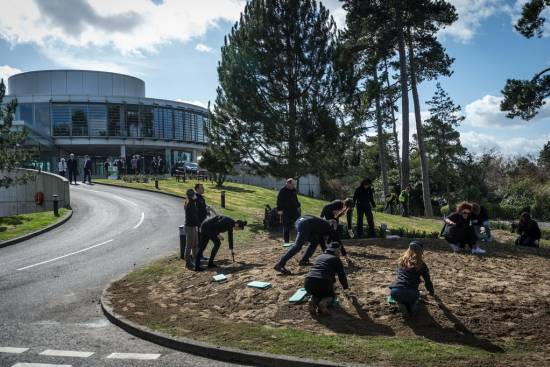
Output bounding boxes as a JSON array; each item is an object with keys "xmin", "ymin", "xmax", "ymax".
[{"xmin": 389, "ymin": 241, "xmax": 434, "ymax": 315}]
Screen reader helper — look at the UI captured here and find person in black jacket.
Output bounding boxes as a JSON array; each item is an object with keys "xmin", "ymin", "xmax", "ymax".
[
  {"xmin": 115, "ymin": 158, "xmax": 123, "ymax": 179},
  {"xmin": 320, "ymin": 198, "xmax": 353, "ymax": 260},
  {"xmin": 515, "ymin": 212, "xmax": 541, "ymax": 248},
  {"xmin": 353, "ymin": 178, "xmax": 376, "ymax": 238},
  {"xmin": 195, "ymin": 183, "xmax": 208, "ymax": 225},
  {"xmin": 471, "ymin": 203, "xmax": 492, "ymax": 242},
  {"xmin": 184, "ymin": 189, "xmax": 200, "ymax": 268},
  {"xmin": 67, "ymin": 153, "xmax": 78, "ymax": 185},
  {"xmin": 274, "ymin": 216, "xmax": 338, "ymax": 274},
  {"xmin": 194, "ymin": 215, "xmax": 247, "ymax": 271},
  {"xmin": 443, "ymin": 201, "xmax": 486, "ymax": 255},
  {"xmin": 83, "ymin": 155, "xmax": 92, "ymax": 184},
  {"xmin": 389, "ymin": 241, "xmax": 434, "ymax": 316},
  {"xmin": 305, "ymin": 242, "xmax": 350, "ymax": 316},
  {"xmin": 277, "ymin": 178, "xmax": 301, "ymax": 244}
]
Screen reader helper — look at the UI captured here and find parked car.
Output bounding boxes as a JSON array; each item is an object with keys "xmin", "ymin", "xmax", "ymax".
[{"xmin": 184, "ymin": 162, "xmax": 199, "ymax": 173}]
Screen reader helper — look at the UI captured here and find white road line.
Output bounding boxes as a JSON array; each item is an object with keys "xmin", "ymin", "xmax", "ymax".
[
  {"xmin": 133, "ymin": 212, "xmax": 145, "ymax": 229},
  {"xmin": 16, "ymin": 239, "xmax": 114, "ymax": 271},
  {"xmin": 0, "ymin": 347, "xmax": 29, "ymax": 354},
  {"xmin": 106, "ymin": 352, "xmax": 161, "ymax": 360},
  {"xmin": 12, "ymin": 364, "xmax": 72, "ymax": 367},
  {"xmin": 39, "ymin": 349, "xmax": 94, "ymax": 358}
]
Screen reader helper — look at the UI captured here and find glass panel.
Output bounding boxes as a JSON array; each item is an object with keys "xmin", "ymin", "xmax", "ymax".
[
  {"xmin": 126, "ymin": 105, "xmax": 139, "ymax": 137},
  {"xmin": 174, "ymin": 109, "xmax": 184, "ymax": 141},
  {"xmin": 34, "ymin": 103, "xmax": 50, "ymax": 137},
  {"xmin": 52, "ymin": 104, "xmax": 71, "ymax": 136},
  {"xmin": 108, "ymin": 104, "xmax": 123, "ymax": 136},
  {"xmin": 89, "ymin": 104, "xmax": 107, "ymax": 136},
  {"xmin": 184, "ymin": 111, "xmax": 193, "ymax": 142},
  {"xmin": 71, "ymin": 105, "xmax": 88, "ymax": 136},
  {"xmin": 141, "ymin": 105, "xmax": 154, "ymax": 138},
  {"xmin": 154, "ymin": 107, "xmax": 163, "ymax": 138},
  {"xmin": 197, "ymin": 114, "xmax": 205, "ymax": 143},
  {"xmin": 19, "ymin": 104, "xmax": 34, "ymax": 125},
  {"xmin": 163, "ymin": 108, "xmax": 173, "ymax": 140}
]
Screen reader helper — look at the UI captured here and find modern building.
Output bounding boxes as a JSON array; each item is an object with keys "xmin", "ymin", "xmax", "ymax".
[{"xmin": 3, "ymin": 70, "xmax": 209, "ymax": 176}]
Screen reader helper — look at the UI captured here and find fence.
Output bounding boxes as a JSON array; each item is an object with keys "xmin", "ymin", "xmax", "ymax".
[{"xmin": 226, "ymin": 173, "xmax": 321, "ymax": 198}]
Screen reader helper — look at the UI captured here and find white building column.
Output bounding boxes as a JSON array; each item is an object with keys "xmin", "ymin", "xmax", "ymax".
[
  {"xmin": 120, "ymin": 145, "xmax": 126, "ymax": 158},
  {"xmin": 165, "ymin": 148, "xmax": 172, "ymax": 171}
]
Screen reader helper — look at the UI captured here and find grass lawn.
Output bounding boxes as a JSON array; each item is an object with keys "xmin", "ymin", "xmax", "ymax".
[{"xmin": 0, "ymin": 208, "xmax": 69, "ymax": 242}]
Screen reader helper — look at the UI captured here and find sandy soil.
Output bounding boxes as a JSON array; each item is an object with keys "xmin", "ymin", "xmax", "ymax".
[{"xmin": 109, "ymin": 233, "xmax": 550, "ymax": 366}]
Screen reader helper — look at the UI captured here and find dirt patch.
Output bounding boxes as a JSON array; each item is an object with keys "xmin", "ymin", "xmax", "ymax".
[{"xmin": 107, "ymin": 237, "xmax": 550, "ymax": 366}]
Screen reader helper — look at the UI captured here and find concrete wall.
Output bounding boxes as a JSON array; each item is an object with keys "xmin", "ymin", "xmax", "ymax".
[
  {"xmin": 0, "ymin": 169, "xmax": 70, "ymax": 217},
  {"xmin": 226, "ymin": 173, "xmax": 321, "ymax": 198}
]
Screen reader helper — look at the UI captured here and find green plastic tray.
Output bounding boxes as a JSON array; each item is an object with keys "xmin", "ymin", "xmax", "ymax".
[
  {"xmin": 289, "ymin": 288, "xmax": 308, "ymax": 303},
  {"xmin": 247, "ymin": 281, "xmax": 272, "ymax": 289}
]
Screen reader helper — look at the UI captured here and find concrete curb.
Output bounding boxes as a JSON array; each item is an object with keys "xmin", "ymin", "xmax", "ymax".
[
  {"xmin": 0, "ymin": 209, "xmax": 73, "ymax": 249},
  {"xmin": 92, "ymin": 180, "xmax": 185, "ymax": 200},
  {"xmin": 101, "ymin": 284, "xmax": 366, "ymax": 367}
]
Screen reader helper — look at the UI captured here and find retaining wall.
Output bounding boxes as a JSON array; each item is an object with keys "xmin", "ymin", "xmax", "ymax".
[{"xmin": 226, "ymin": 173, "xmax": 320, "ymax": 198}]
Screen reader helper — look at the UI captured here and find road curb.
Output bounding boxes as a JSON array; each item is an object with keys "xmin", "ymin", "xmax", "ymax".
[
  {"xmin": 0, "ymin": 209, "xmax": 73, "ymax": 249},
  {"xmin": 93, "ymin": 180, "xmax": 185, "ymax": 200},
  {"xmin": 101, "ymin": 284, "xmax": 365, "ymax": 367}
]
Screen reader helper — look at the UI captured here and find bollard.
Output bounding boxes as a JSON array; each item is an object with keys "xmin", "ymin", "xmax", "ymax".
[
  {"xmin": 53, "ymin": 194, "xmax": 59, "ymax": 217},
  {"xmin": 179, "ymin": 225, "xmax": 186, "ymax": 260},
  {"xmin": 155, "ymin": 179, "xmax": 159, "ymax": 190},
  {"xmin": 221, "ymin": 190, "xmax": 226, "ymax": 208}
]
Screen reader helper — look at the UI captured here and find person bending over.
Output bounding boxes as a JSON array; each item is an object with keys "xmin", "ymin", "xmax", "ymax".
[
  {"xmin": 443, "ymin": 202, "xmax": 486, "ymax": 254},
  {"xmin": 515, "ymin": 212, "xmax": 541, "ymax": 248},
  {"xmin": 353, "ymin": 178, "xmax": 376, "ymax": 238},
  {"xmin": 389, "ymin": 241, "xmax": 434, "ymax": 316},
  {"xmin": 320, "ymin": 198, "xmax": 353, "ymax": 259},
  {"xmin": 274, "ymin": 216, "xmax": 338, "ymax": 275},
  {"xmin": 277, "ymin": 178, "xmax": 301, "ymax": 244},
  {"xmin": 305, "ymin": 242, "xmax": 350, "ymax": 316},
  {"xmin": 471, "ymin": 203, "xmax": 492, "ymax": 242},
  {"xmin": 194, "ymin": 215, "xmax": 247, "ymax": 271}
]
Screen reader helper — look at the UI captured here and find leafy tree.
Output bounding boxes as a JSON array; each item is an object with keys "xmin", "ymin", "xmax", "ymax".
[
  {"xmin": 501, "ymin": 0, "xmax": 550, "ymax": 120},
  {"xmin": 214, "ymin": 0, "xmax": 340, "ymax": 179},
  {"xmin": 0, "ymin": 79, "xmax": 35, "ymax": 188},
  {"xmin": 538, "ymin": 140, "xmax": 550, "ymax": 169}
]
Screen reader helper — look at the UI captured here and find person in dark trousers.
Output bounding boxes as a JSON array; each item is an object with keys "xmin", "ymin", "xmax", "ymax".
[
  {"xmin": 184, "ymin": 189, "xmax": 200, "ymax": 268},
  {"xmin": 67, "ymin": 153, "xmax": 78, "ymax": 185},
  {"xmin": 277, "ymin": 178, "xmax": 301, "ymax": 244},
  {"xmin": 158, "ymin": 156, "xmax": 165, "ymax": 174},
  {"xmin": 116, "ymin": 158, "xmax": 123, "ymax": 179},
  {"xmin": 471, "ymin": 203, "xmax": 492, "ymax": 242},
  {"xmin": 443, "ymin": 201, "xmax": 486, "ymax": 254},
  {"xmin": 353, "ymin": 178, "xmax": 376, "ymax": 238},
  {"xmin": 515, "ymin": 212, "xmax": 541, "ymax": 248},
  {"xmin": 399, "ymin": 186, "xmax": 410, "ymax": 217},
  {"xmin": 194, "ymin": 216, "xmax": 247, "ymax": 271},
  {"xmin": 384, "ymin": 191, "xmax": 399, "ymax": 214},
  {"xmin": 274, "ymin": 216, "xmax": 338, "ymax": 274},
  {"xmin": 305, "ymin": 242, "xmax": 350, "ymax": 316},
  {"xmin": 103, "ymin": 160, "xmax": 110, "ymax": 178},
  {"xmin": 320, "ymin": 198, "xmax": 353, "ymax": 260},
  {"xmin": 83, "ymin": 155, "xmax": 92, "ymax": 184},
  {"xmin": 389, "ymin": 241, "xmax": 434, "ymax": 316},
  {"xmin": 151, "ymin": 156, "xmax": 158, "ymax": 175}
]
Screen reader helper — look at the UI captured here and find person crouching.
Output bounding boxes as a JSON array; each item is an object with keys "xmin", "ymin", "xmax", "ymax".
[
  {"xmin": 304, "ymin": 242, "xmax": 350, "ymax": 316},
  {"xmin": 389, "ymin": 241, "xmax": 434, "ymax": 316}
]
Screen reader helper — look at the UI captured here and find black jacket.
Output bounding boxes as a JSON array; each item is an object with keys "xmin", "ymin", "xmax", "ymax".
[
  {"xmin": 67, "ymin": 158, "xmax": 78, "ymax": 172},
  {"xmin": 518, "ymin": 219, "xmax": 541, "ymax": 240},
  {"xmin": 389, "ymin": 263, "xmax": 434, "ymax": 294},
  {"xmin": 320, "ymin": 200, "xmax": 344, "ymax": 221},
  {"xmin": 307, "ymin": 253, "xmax": 349, "ymax": 289},
  {"xmin": 277, "ymin": 186, "xmax": 301, "ymax": 214},
  {"xmin": 443, "ymin": 212, "xmax": 476, "ymax": 244},
  {"xmin": 196, "ymin": 193, "xmax": 208, "ymax": 224},
  {"xmin": 471, "ymin": 206, "xmax": 489, "ymax": 224},
  {"xmin": 201, "ymin": 215, "xmax": 236, "ymax": 249},
  {"xmin": 185, "ymin": 200, "xmax": 200, "ymax": 227},
  {"xmin": 353, "ymin": 186, "xmax": 375, "ymax": 209},
  {"xmin": 84, "ymin": 159, "xmax": 92, "ymax": 170}
]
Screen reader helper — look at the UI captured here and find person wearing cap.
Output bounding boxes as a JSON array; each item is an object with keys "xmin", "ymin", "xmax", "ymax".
[
  {"xmin": 194, "ymin": 215, "xmax": 247, "ymax": 271},
  {"xmin": 277, "ymin": 178, "xmax": 301, "ymax": 244},
  {"xmin": 274, "ymin": 216, "xmax": 339, "ymax": 274},
  {"xmin": 388, "ymin": 241, "xmax": 434, "ymax": 316},
  {"xmin": 320, "ymin": 198, "xmax": 354, "ymax": 260},
  {"xmin": 305, "ymin": 242, "xmax": 350, "ymax": 316},
  {"xmin": 184, "ymin": 189, "xmax": 200, "ymax": 268},
  {"xmin": 353, "ymin": 178, "xmax": 377, "ymax": 238}
]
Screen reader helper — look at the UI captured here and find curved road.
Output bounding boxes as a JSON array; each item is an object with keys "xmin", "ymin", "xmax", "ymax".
[{"xmin": 0, "ymin": 183, "xmax": 240, "ymax": 367}]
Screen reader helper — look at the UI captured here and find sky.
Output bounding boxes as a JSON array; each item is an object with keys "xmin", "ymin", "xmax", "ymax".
[{"xmin": 0, "ymin": 0, "xmax": 548, "ymax": 157}]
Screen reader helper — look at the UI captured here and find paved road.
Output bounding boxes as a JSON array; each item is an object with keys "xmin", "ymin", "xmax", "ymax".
[{"xmin": 0, "ymin": 183, "xmax": 241, "ymax": 367}]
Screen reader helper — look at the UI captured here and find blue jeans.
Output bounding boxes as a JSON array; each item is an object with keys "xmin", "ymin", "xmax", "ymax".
[
  {"xmin": 390, "ymin": 287, "xmax": 419, "ymax": 307},
  {"xmin": 276, "ymin": 218, "xmax": 319, "ymax": 267}
]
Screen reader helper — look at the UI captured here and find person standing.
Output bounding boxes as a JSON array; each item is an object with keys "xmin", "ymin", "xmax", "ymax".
[
  {"xmin": 103, "ymin": 159, "xmax": 110, "ymax": 179},
  {"xmin": 131, "ymin": 155, "xmax": 138, "ymax": 175},
  {"xmin": 184, "ymin": 189, "xmax": 200, "ymax": 268},
  {"xmin": 195, "ymin": 183, "xmax": 208, "ymax": 224},
  {"xmin": 277, "ymin": 178, "xmax": 301, "ymax": 244},
  {"xmin": 399, "ymin": 186, "xmax": 410, "ymax": 217},
  {"xmin": 67, "ymin": 153, "xmax": 78, "ymax": 185},
  {"xmin": 305, "ymin": 242, "xmax": 350, "ymax": 316},
  {"xmin": 116, "ymin": 158, "xmax": 123, "ymax": 179},
  {"xmin": 384, "ymin": 190, "xmax": 399, "ymax": 215},
  {"xmin": 515, "ymin": 212, "xmax": 541, "ymax": 248},
  {"xmin": 83, "ymin": 155, "xmax": 92, "ymax": 184},
  {"xmin": 151, "ymin": 156, "xmax": 158, "ymax": 175},
  {"xmin": 58, "ymin": 158, "xmax": 67, "ymax": 178},
  {"xmin": 158, "ymin": 156, "xmax": 165, "ymax": 175},
  {"xmin": 353, "ymin": 178, "xmax": 376, "ymax": 238}
]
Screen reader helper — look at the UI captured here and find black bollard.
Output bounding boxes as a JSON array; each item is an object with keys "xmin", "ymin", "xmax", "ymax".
[
  {"xmin": 179, "ymin": 225, "xmax": 186, "ymax": 259},
  {"xmin": 155, "ymin": 179, "xmax": 159, "ymax": 190},
  {"xmin": 221, "ymin": 190, "xmax": 226, "ymax": 208},
  {"xmin": 53, "ymin": 194, "xmax": 59, "ymax": 217}
]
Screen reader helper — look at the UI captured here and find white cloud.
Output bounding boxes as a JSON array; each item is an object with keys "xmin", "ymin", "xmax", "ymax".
[
  {"xmin": 0, "ymin": 65, "xmax": 22, "ymax": 85},
  {"xmin": 176, "ymin": 99, "xmax": 209, "ymax": 109},
  {"xmin": 460, "ymin": 131, "xmax": 550, "ymax": 156},
  {"xmin": 195, "ymin": 43, "xmax": 213, "ymax": 53},
  {"xmin": 464, "ymin": 95, "xmax": 550, "ymax": 128}
]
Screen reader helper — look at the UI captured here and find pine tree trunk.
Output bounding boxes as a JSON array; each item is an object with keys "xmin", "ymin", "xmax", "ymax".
[
  {"xmin": 286, "ymin": 25, "xmax": 297, "ymax": 179},
  {"xmin": 374, "ymin": 67, "xmax": 389, "ymax": 202},
  {"xmin": 407, "ymin": 31, "xmax": 433, "ymax": 217},
  {"xmin": 396, "ymin": 5, "xmax": 410, "ymax": 191},
  {"xmin": 384, "ymin": 59, "xmax": 402, "ymax": 186}
]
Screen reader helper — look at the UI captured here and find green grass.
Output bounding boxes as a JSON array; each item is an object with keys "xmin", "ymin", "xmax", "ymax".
[
  {"xmin": 0, "ymin": 208, "xmax": 69, "ymax": 241},
  {"xmin": 95, "ymin": 178, "xmax": 443, "ymax": 243}
]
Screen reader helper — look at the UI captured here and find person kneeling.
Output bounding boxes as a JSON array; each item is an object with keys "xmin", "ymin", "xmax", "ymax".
[
  {"xmin": 443, "ymin": 202, "xmax": 486, "ymax": 255},
  {"xmin": 515, "ymin": 212, "xmax": 541, "ymax": 248},
  {"xmin": 389, "ymin": 241, "xmax": 434, "ymax": 316},
  {"xmin": 304, "ymin": 242, "xmax": 349, "ymax": 316},
  {"xmin": 194, "ymin": 215, "xmax": 247, "ymax": 271}
]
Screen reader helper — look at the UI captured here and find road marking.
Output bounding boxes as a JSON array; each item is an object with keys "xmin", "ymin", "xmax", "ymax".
[
  {"xmin": 0, "ymin": 347, "xmax": 29, "ymax": 354},
  {"xmin": 39, "ymin": 349, "xmax": 94, "ymax": 358},
  {"xmin": 106, "ymin": 352, "xmax": 161, "ymax": 360},
  {"xmin": 16, "ymin": 239, "xmax": 114, "ymax": 271},
  {"xmin": 12, "ymin": 364, "xmax": 72, "ymax": 367},
  {"xmin": 133, "ymin": 212, "xmax": 145, "ymax": 229}
]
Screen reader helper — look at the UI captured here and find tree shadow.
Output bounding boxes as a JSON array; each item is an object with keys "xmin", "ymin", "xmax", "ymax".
[
  {"xmin": 405, "ymin": 295, "xmax": 504, "ymax": 353},
  {"xmin": 216, "ymin": 185, "xmax": 256, "ymax": 194},
  {"xmin": 346, "ymin": 250, "xmax": 388, "ymax": 260},
  {"xmin": 213, "ymin": 260, "xmax": 265, "ymax": 274}
]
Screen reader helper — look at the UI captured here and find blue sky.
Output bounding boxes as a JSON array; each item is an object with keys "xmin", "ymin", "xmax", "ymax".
[{"xmin": 0, "ymin": 0, "xmax": 548, "ymax": 156}]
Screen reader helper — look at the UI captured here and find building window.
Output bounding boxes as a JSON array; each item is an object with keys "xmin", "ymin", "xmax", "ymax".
[
  {"xmin": 71, "ymin": 105, "xmax": 88, "ymax": 136},
  {"xmin": 52, "ymin": 104, "xmax": 71, "ymax": 136},
  {"xmin": 163, "ymin": 108, "xmax": 174, "ymax": 140},
  {"xmin": 184, "ymin": 111, "xmax": 192, "ymax": 142},
  {"xmin": 197, "ymin": 114, "xmax": 205, "ymax": 143},
  {"xmin": 18, "ymin": 103, "xmax": 34, "ymax": 126},
  {"xmin": 141, "ymin": 105, "xmax": 154, "ymax": 138},
  {"xmin": 34, "ymin": 103, "xmax": 50, "ymax": 137},
  {"xmin": 174, "ymin": 109, "xmax": 184, "ymax": 141},
  {"xmin": 88, "ymin": 104, "xmax": 107, "ymax": 136},
  {"xmin": 108, "ymin": 104, "xmax": 124, "ymax": 137},
  {"xmin": 154, "ymin": 107, "xmax": 163, "ymax": 138},
  {"xmin": 126, "ymin": 105, "xmax": 139, "ymax": 137}
]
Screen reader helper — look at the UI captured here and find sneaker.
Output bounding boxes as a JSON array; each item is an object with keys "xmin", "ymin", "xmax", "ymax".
[
  {"xmin": 195, "ymin": 267, "xmax": 205, "ymax": 272},
  {"xmin": 274, "ymin": 265, "xmax": 291, "ymax": 275},
  {"xmin": 471, "ymin": 247, "xmax": 486, "ymax": 255}
]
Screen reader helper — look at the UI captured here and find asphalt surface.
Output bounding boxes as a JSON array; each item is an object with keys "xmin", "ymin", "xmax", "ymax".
[{"xmin": 0, "ymin": 183, "xmax": 242, "ymax": 367}]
